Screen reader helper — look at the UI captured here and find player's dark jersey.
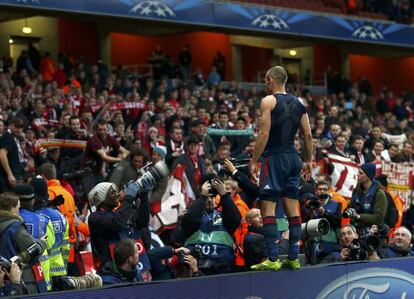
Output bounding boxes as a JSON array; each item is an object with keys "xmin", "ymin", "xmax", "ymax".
[{"xmin": 263, "ymin": 93, "xmax": 306, "ymax": 158}]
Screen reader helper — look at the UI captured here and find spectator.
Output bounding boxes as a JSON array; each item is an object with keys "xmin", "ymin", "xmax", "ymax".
[
  {"xmin": 207, "ymin": 67, "xmax": 221, "ymax": 86},
  {"xmin": 82, "ymin": 119, "xmax": 129, "ymax": 181},
  {"xmin": 0, "ymin": 117, "xmax": 25, "ymax": 192},
  {"xmin": 99, "ymin": 239, "xmax": 143, "ymax": 284},
  {"xmin": 40, "ymin": 52, "xmax": 55, "ymax": 82},
  {"xmin": 382, "ymin": 143, "xmax": 404, "ymax": 163},
  {"xmin": 165, "ymin": 125, "xmax": 185, "ymax": 168},
  {"xmin": 178, "ymin": 44, "xmax": 192, "ymax": 80},
  {"xmin": 243, "ymin": 208, "xmax": 265, "ymax": 270},
  {"xmin": 181, "ymin": 176, "xmax": 241, "ymax": 275},
  {"xmin": 349, "ymin": 135, "xmax": 369, "ymax": 165},
  {"xmin": 0, "ymin": 192, "xmax": 47, "ymax": 294},
  {"xmin": 187, "ymin": 118, "xmax": 216, "ymax": 159},
  {"xmin": 172, "ymin": 136, "xmax": 206, "ymax": 197},
  {"xmin": 109, "ymin": 147, "xmax": 149, "ymax": 188},
  {"xmin": 401, "ymin": 141, "xmax": 413, "ymax": 162},
  {"xmin": 380, "ymin": 226, "xmax": 414, "ymax": 258},
  {"xmin": 212, "ymin": 51, "xmax": 225, "ymax": 81}
]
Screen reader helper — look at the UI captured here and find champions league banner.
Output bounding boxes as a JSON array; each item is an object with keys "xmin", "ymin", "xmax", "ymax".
[
  {"xmin": 1, "ymin": 0, "xmax": 414, "ymax": 48},
  {"xmin": 23, "ymin": 257, "xmax": 414, "ymax": 299}
]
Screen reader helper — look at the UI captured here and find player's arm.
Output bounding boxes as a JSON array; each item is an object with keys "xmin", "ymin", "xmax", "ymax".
[
  {"xmin": 300, "ymin": 113, "xmax": 313, "ymax": 163},
  {"xmin": 251, "ymin": 96, "xmax": 275, "ymax": 164},
  {"xmin": 300, "ymin": 112, "xmax": 313, "ymax": 179}
]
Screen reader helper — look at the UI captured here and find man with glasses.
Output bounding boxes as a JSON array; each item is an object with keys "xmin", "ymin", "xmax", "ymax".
[
  {"xmin": 0, "ymin": 117, "xmax": 25, "ymax": 192},
  {"xmin": 303, "ymin": 181, "xmax": 341, "ymax": 264}
]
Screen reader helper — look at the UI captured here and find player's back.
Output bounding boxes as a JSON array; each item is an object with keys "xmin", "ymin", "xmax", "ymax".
[{"xmin": 263, "ymin": 93, "xmax": 305, "ymax": 157}]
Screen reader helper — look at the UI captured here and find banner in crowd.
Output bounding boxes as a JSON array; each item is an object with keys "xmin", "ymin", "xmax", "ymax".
[
  {"xmin": 327, "ymin": 154, "xmax": 359, "ymax": 198},
  {"xmin": 3, "ymin": 0, "xmax": 414, "ymax": 49},
  {"xmin": 381, "ymin": 161, "xmax": 414, "ymax": 209},
  {"xmin": 26, "ymin": 257, "xmax": 414, "ymax": 299},
  {"xmin": 150, "ymin": 164, "xmax": 195, "ymax": 233}
]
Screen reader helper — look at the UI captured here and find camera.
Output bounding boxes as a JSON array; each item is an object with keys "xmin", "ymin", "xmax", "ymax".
[
  {"xmin": 348, "ymin": 239, "xmax": 364, "ymax": 261},
  {"xmin": 342, "ymin": 203, "xmax": 362, "ymax": 218},
  {"xmin": 214, "ymin": 158, "xmax": 250, "ymax": 178},
  {"xmin": 307, "ymin": 194, "xmax": 321, "ymax": 209},
  {"xmin": 177, "ymin": 245, "xmax": 203, "ymax": 266},
  {"xmin": 301, "ymin": 218, "xmax": 330, "ymax": 239},
  {"xmin": 0, "ymin": 242, "xmax": 43, "ymax": 271},
  {"xmin": 136, "ymin": 160, "xmax": 169, "ymax": 191},
  {"xmin": 63, "ymin": 167, "xmax": 93, "ymax": 181}
]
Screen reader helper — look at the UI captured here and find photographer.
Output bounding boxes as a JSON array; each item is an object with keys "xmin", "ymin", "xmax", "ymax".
[
  {"xmin": 380, "ymin": 226, "xmax": 414, "ymax": 258},
  {"xmin": 337, "ymin": 225, "xmax": 380, "ymax": 262},
  {"xmin": 0, "ymin": 192, "xmax": 47, "ymax": 294},
  {"xmin": 88, "ymin": 181, "xmax": 152, "ymax": 280},
  {"xmin": 181, "ymin": 175, "xmax": 241, "ymax": 275},
  {"xmin": 147, "ymin": 246, "xmax": 201, "ymax": 280},
  {"xmin": 0, "ymin": 260, "xmax": 23, "ymax": 296},
  {"xmin": 99, "ymin": 239, "xmax": 143, "ymax": 285},
  {"xmin": 303, "ymin": 181, "xmax": 341, "ymax": 264},
  {"xmin": 345, "ymin": 163, "xmax": 388, "ymax": 235}
]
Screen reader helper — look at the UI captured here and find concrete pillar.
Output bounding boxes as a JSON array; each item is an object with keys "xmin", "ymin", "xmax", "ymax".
[
  {"xmin": 231, "ymin": 44, "xmax": 242, "ymax": 81},
  {"xmin": 98, "ymin": 30, "xmax": 111, "ymax": 67}
]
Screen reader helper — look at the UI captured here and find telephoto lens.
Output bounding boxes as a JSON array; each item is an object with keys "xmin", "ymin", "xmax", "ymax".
[{"xmin": 136, "ymin": 160, "xmax": 170, "ymax": 191}]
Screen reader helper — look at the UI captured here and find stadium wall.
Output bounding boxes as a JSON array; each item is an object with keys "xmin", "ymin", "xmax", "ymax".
[{"xmin": 110, "ymin": 32, "xmax": 233, "ymax": 80}]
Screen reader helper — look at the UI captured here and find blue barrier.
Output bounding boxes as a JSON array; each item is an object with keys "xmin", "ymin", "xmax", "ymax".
[
  {"xmin": 0, "ymin": 0, "xmax": 413, "ymax": 48},
  {"xmin": 22, "ymin": 257, "xmax": 414, "ymax": 299}
]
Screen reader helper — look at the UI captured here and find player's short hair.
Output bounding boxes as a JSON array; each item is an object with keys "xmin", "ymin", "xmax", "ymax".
[{"xmin": 267, "ymin": 66, "xmax": 288, "ymax": 84}]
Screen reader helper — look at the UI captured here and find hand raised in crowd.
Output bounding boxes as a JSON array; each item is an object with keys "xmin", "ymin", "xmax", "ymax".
[
  {"xmin": 212, "ymin": 178, "xmax": 226, "ymax": 196},
  {"xmin": 223, "ymin": 159, "xmax": 237, "ymax": 174},
  {"xmin": 201, "ymin": 181, "xmax": 212, "ymax": 197}
]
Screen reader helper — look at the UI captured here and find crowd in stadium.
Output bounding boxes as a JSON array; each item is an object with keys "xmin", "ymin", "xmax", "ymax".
[{"xmin": 0, "ymin": 42, "xmax": 413, "ymax": 295}]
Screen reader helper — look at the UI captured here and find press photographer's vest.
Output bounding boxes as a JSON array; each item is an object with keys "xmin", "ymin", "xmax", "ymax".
[
  {"xmin": 100, "ymin": 210, "xmax": 151, "ymax": 273},
  {"xmin": 318, "ymin": 200, "xmax": 340, "ymax": 254},
  {"xmin": 20, "ymin": 209, "xmax": 52, "ymax": 290},
  {"xmin": 352, "ymin": 180, "xmax": 380, "ymax": 214},
  {"xmin": 184, "ymin": 210, "xmax": 234, "ymax": 268},
  {"xmin": 37, "ymin": 208, "xmax": 68, "ymax": 276},
  {"xmin": 0, "ymin": 221, "xmax": 47, "ymax": 293}
]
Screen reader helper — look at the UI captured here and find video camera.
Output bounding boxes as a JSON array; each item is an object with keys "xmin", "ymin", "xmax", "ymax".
[{"xmin": 0, "ymin": 242, "xmax": 43, "ymax": 271}]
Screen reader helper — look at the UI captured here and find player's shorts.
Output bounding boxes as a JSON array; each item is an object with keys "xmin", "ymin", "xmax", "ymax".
[{"xmin": 258, "ymin": 152, "xmax": 302, "ymax": 201}]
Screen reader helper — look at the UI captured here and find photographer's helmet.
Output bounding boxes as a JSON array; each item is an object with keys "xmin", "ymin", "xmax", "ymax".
[{"xmin": 88, "ymin": 182, "xmax": 117, "ymax": 210}]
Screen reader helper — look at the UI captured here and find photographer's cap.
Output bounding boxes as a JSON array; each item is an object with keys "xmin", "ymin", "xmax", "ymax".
[
  {"xmin": 30, "ymin": 175, "xmax": 49, "ymax": 202},
  {"xmin": 153, "ymin": 146, "xmax": 166, "ymax": 158},
  {"xmin": 14, "ymin": 184, "xmax": 35, "ymax": 201},
  {"xmin": 88, "ymin": 182, "xmax": 117, "ymax": 211},
  {"xmin": 360, "ymin": 163, "xmax": 376, "ymax": 181}
]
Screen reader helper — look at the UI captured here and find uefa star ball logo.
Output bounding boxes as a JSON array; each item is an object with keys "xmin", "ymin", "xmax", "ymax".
[
  {"xmin": 130, "ymin": 0, "xmax": 176, "ymax": 18},
  {"xmin": 352, "ymin": 25, "xmax": 384, "ymax": 40},
  {"xmin": 251, "ymin": 14, "xmax": 289, "ymax": 30}
]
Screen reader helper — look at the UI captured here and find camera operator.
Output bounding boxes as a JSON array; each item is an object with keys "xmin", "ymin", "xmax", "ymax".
[
  {"xmin": 0, "ymin": 260, "xmax": 23, "ymax": 296},
  {"xmin": 0, "ymin": 192, "xmax": 47, "ymax": 294},
  {"xmin": 303, "ymin": 181, "xmax": 341, "ymax": 264},
  {"xmin": 147, "ymin": 246, "xmax": 201, "ymax": 280},
  {"xmin": 181, "ymin": 175, "xmax": 241, "ymax": 275},
  {"xmin": 88, "ymin": 181, "xmax": 152, "ymax": 280},
  {"xmin": 99, "ymin": 239, "xmax": 143, "ymax": 285},
  {"xmin": 345, "ymin": 163, "xmax": 388, "ymax": 235},
  {"xmin": 380, "ymin": 226, "xmax": 414, "ymax": 258}
]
